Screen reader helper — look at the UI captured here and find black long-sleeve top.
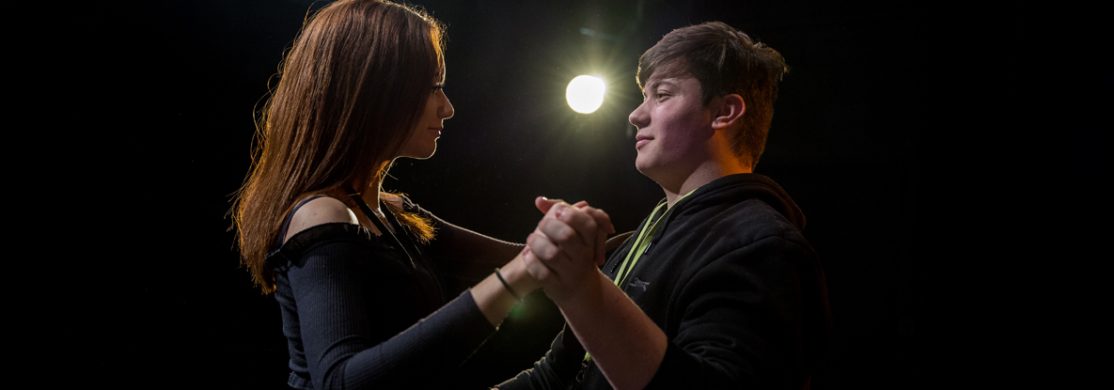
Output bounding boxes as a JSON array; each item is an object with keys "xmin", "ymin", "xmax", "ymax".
[
  {"xmin": 498, "ymin": 174, "xmax": 831, "ymax": 389},
  {"xmin": 266, "ymin": 201, "xmax": 494, "ymax": 389}
]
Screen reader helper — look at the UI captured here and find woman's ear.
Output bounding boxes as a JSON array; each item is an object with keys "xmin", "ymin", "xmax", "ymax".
[{"xmin": 711, "ymin": 94, "xmax": 746, "ymax": 130}]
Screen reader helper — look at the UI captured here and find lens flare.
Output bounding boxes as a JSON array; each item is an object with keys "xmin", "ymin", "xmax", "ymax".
[{"xmin": 566, "ymin": 75, "xmax": 606, "ymax": 114}]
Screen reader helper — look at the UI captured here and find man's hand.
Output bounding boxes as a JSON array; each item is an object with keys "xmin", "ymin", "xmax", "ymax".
[{"xmin": 523, "ymin": 197, "xmax": 614, "ymax": 304}]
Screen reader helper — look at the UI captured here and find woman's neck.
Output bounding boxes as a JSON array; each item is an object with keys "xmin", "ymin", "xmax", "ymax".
[
  {"xmin": 354, "ymin": 161, "xmax": 392, "ymax": 213},
  {"xmin": 357, "ymin": 182, "xmax": 382, "ymax": 215}
]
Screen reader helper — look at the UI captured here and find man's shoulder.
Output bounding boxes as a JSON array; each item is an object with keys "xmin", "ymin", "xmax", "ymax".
[
  {"xmin": 662, "ymin": 201, "xmax": 809, "ymax": 274},
  {"xmin": 704, "ymin": 198, "xmax": 804, "ymax": 240}
]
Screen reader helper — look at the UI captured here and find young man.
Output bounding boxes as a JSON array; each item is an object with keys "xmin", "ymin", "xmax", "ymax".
[{"xmin": 502, "ymin": 21, "xmax": 830, "ymax": 389}]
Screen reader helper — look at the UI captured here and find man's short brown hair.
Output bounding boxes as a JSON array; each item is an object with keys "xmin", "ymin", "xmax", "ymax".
[{"xmin": 637, "ymin": 21, "xmax": 788, "ymax": 167}]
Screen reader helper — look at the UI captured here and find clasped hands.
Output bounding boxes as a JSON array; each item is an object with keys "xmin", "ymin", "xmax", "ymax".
[{"xmin": 521, "ymin": 196, "xmax": 615, "ymax": 305}]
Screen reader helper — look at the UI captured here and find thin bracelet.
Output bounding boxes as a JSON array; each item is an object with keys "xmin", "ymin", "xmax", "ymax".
[{"xmin": 494, "ymin": 267, "xmax": 523, "ymax": 301}]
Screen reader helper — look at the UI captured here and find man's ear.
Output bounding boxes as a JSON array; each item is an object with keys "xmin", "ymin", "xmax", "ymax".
[{"xmin": 711, "ymin": 94, "xmax": 746, "ymax": 130}]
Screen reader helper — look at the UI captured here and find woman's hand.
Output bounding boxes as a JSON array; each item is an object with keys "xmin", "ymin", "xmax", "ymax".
[{"xmin": 522, "ymin": 197, "xmax": 615, "ymax": 305}]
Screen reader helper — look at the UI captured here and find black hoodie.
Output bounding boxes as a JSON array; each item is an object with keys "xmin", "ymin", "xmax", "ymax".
[{"xmin": 501, "ymin": 173, "xmax": 830, "ymax": 390}]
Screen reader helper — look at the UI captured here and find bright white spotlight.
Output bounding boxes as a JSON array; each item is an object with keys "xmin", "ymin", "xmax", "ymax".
[{"xmin": 566, "ymin": 75, "xmax": 606, "ymax": 114}]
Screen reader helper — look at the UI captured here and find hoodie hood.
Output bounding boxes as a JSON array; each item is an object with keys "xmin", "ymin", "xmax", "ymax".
[{"xmin": 675, "ymin": 173, "xmax": 807, "ymax": 229}]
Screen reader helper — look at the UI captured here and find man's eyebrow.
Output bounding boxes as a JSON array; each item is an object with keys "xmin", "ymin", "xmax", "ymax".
[
  {"xmin": 647, "ymin": 78, "xmax": 679, "ymax": 90},
  {"xmin": 642, "ymin": 79, "xmax": 676, "ymax": 96}
]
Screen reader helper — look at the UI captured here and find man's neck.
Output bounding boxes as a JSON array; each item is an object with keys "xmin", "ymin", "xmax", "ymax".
[{"xmin": 662, "ymin": 160, "xmax": 751, "ymax": 208}]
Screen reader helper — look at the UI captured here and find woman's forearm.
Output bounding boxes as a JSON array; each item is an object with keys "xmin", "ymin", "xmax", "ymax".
[
  {"xmin": 432, "ymin": 215, "xmax": 523, "ymax": 270},
  {"xmin": 469, "ymin": 252, "xmax": 538, "ymax": 326}
]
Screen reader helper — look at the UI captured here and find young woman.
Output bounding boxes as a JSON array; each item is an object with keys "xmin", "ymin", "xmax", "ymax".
[{"xmin": 230, "ymin": 1, "xmax": 561, "ymax": 388}]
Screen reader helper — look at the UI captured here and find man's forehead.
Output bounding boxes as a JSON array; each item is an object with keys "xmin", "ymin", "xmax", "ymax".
[{"xmin": 646, "ymin": 58, "xmax": 690, "ymax": 81}]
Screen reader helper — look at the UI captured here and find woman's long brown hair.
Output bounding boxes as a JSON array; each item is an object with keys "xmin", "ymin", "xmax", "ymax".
[{"xmin": 232, "ymin": 0, "xmax": 442, "ymax": 294}]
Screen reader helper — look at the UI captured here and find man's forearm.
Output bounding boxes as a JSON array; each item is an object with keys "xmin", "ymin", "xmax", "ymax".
[{"xmin": 557, "ymin": 270, "xmax": 667, "ymax": 390}]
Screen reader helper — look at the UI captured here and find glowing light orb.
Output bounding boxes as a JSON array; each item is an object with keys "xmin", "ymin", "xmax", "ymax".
[{"xmin": 566, "ymin": 75, "xmax": 606, "ymax": 114}]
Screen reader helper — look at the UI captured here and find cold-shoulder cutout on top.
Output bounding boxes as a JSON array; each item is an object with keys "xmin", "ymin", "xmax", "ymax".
[{"xmin": 283, "ymin": 196, "xmax": 360, "ymax": 245}]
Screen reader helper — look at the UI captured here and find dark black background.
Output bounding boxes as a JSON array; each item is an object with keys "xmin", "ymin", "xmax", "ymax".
[{"xmin": 50, "ymin": 0, "xmax": 1062, "ymax": 388}]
